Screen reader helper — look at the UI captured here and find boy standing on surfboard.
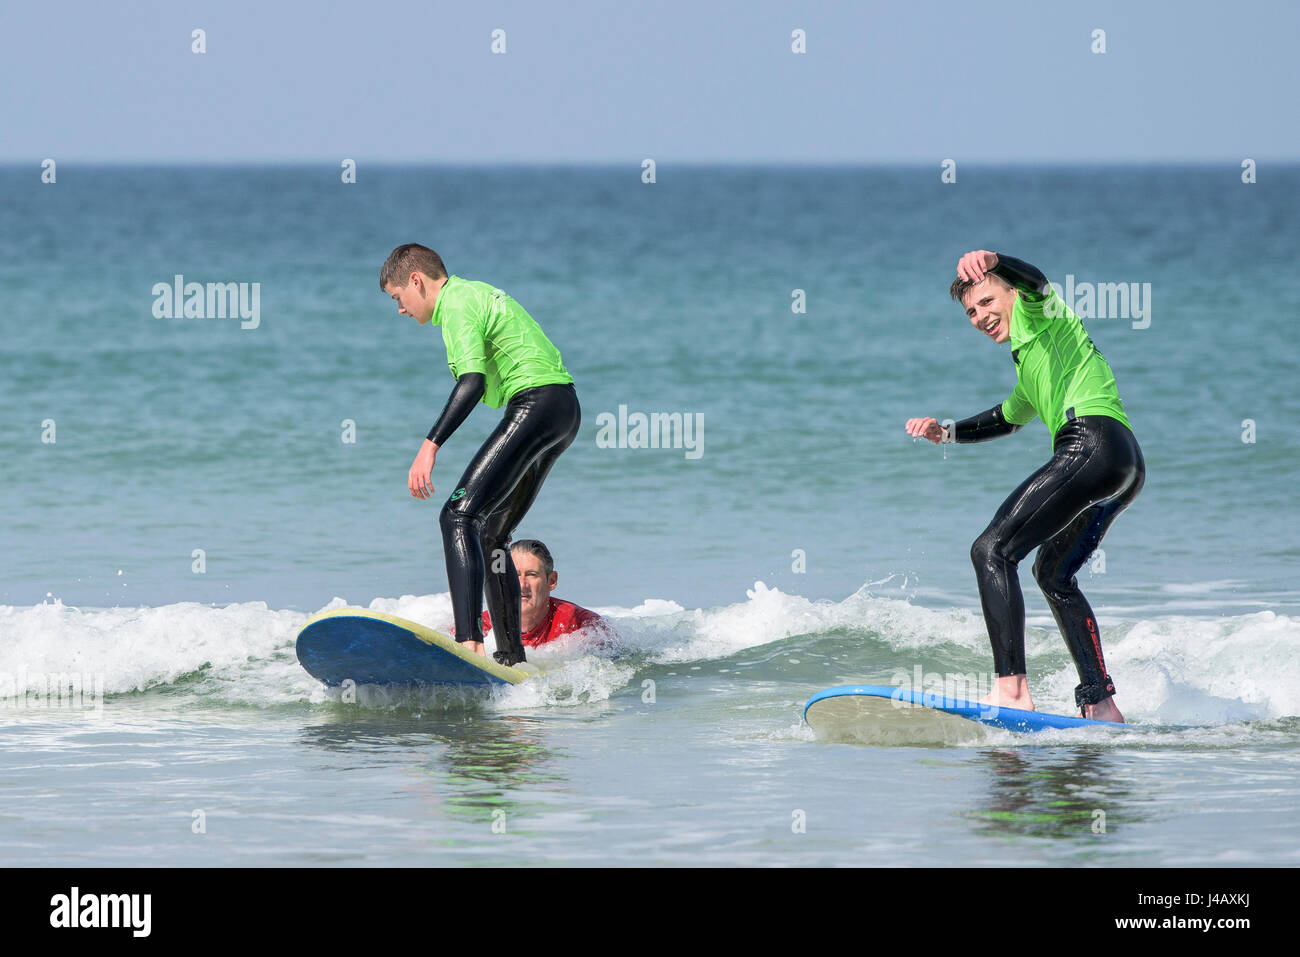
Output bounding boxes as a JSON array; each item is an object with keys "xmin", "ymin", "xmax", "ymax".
[
  {"xmin": 904, "ymin": 250, "xmax": 1144, "ymax": 723},
  {"xmin": 381, "ymin": 244, "xmax": 580, "ymax": 666}
]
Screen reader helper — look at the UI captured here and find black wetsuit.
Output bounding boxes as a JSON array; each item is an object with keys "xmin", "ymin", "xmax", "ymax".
[
  {"xmin": 430, "ymin": 376, "xmax": 581, "ymax": 665},
  {"xmin": 953, "ymin": 256, "xmax": 1145, "ymax": 709}
]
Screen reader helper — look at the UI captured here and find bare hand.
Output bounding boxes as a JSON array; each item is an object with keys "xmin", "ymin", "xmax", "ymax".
[
  {"xmin": 408, "ymin": 440, "xmax": 437, "ymax": 499},
  {"xmin": 905, "ymin": 417, "xmax": 947, "ymax": 444},
  {"xmin": 957, "ymin": 250, "xmax": 998, "ymax": 284}
]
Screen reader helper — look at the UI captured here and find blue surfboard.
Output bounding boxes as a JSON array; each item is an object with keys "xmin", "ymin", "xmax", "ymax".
[
  {"xmin": 296, "ymin": 608, "xmax": 537, "ymax": 688},
  {"xmin": 804, "ymin": 684, "xmax": 1125, "ymax": 740}
]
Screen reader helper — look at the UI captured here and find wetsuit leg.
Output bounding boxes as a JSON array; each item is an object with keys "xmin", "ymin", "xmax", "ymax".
[
  {"xmin": 970, "ymin": 416, "xmax": 1143, "ymax": 697},
  {"xmin": 1032, "ymin": 441, "xmax": 1144, "ymax": 706},
  {"xmin": 477, "ymin": 502, "xmax": 523, "ymax": 662},
  {"xmin": 440, "ymin": 384, "xmax": 580, "ymax": 663},
  {"xmin": 478, "ymin": 444, "xmax": 571, "ymax": 661}
]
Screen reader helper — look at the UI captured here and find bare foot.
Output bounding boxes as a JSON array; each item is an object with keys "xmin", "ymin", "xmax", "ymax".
[
  {"xmin": 1084, "ymin": 697, "xmax": 1125, "ymax": 723},
  {"xmin": 978, "ymin": 675, "xmax": 1035, "ymax": 712},
  {"xmin": 461, "ymin": 640, "xmax": 487, "ymax": 657}
]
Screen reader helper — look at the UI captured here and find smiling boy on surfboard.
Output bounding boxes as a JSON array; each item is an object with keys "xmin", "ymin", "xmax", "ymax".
[
  {"xmin": 381, "ymin": 244, "xmax": 580, "ymax": 666},
  {"xmin": 904, "ymin": 250, "xmax": 1145, "ymax": 723}
]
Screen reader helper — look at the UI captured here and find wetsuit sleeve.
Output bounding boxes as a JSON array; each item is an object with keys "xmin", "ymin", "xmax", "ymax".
[
  {"xmin": 427, "ymin": 373, "xmax": 486, "ymax": 445},
  {"xmin": 1001, "ymin": 381, "xmax": 1038, "ymax": 427},
  {"xmin": 989, "ymin": 254, "xmax": 1051, "ymax": 301},
  {"xmin": 952, "ymin": 404, "xmax": 1025, "ymax": 443}
]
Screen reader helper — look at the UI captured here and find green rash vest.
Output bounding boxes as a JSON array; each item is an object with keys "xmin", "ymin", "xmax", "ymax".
[
  {"xmin": 429, "ymin": 276, "xmax": 573, "ymax": 409},
  {"xmin": 1000, "ymin": 289, "xmax": 1132, "ymax": 443}
]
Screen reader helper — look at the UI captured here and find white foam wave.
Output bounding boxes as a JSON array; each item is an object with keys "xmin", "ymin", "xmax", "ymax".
[
  {"xmin": 601, "ymin": 580, "xmax": 989, "ymax": 664},
  {"xmin": 0, "ymin": 598, "xmax": 308, "ymax": 701},
  {"xmin": 3, "ymin": 587, "xmax": 1297, "ymax": 724}
]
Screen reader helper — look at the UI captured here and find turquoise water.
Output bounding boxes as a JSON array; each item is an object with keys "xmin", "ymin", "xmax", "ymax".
[{"xmin": 2, "ymin": 165, "xmax": 1298, "ymax": 865}]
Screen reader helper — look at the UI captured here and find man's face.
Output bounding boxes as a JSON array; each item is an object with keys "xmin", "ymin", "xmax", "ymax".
[
  {"xmin": 385, "ymin": 274, "xmax": 435, "ymax": 325},
  {"xmin": 513, "ymin": 549, "xmax": 557, "ymax": 621},
  {"xmin": 961, "ymin": 278, "xmax": 1017, "ymax": 344}
]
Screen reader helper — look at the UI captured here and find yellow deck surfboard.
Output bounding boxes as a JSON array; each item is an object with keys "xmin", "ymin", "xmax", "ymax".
[{"xmin": 296, "ymin": 607, "xmax": 538, "ymax": 687}]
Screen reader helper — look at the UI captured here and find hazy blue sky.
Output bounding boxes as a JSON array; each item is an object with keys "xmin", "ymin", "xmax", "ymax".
[{"xmin": 3, "ymin": 0, "xmax": 1297, "ymax": 162}]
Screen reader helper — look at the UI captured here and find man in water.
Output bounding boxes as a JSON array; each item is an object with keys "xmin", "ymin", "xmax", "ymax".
[
  {"xmin": 479, "ymin": 539, "xmax": 606, "ymax": 649},
  {"xmin": 904, "ymin": 250, "xmax": 1144, "ymax": 723},
  {"xmin": 381, "ymin": 244, "xmax": 580, "ymax": 666}
]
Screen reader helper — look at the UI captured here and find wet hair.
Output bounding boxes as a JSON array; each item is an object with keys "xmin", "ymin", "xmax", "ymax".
[
  {"xmin": 510, "ymin": 539, "xmax": 554, "ymax": 578},
  {"xmin": 950, "ymin": 271, "xmax": 1010, "ymax": 308},
  {"xmin": 380, "ymin": 243, "xmax": 447, "ymax": 291}
]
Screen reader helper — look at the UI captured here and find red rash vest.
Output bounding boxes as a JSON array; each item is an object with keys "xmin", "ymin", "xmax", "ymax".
[{"xmin": 483, "ymin": 597, "xmax": 603, "ymax": 648}]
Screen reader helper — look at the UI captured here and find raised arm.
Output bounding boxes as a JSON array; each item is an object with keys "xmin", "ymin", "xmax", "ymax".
[
  {"xmin": 989, "ymin": 254, "xmax": 1051, "ymax": 301},
  {"xmin": 957, "ymin": 250, "xmax": 1051, "ymax": 301}
]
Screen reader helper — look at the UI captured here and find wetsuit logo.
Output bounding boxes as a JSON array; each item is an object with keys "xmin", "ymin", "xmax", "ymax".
[{"xmin": 450, "ymin": 488, "xmax": 466, "ymax": 501}]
